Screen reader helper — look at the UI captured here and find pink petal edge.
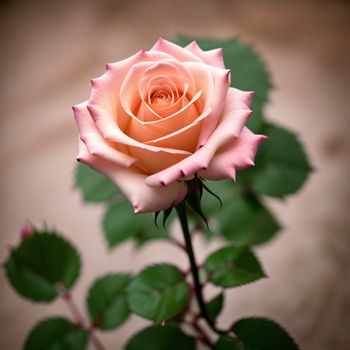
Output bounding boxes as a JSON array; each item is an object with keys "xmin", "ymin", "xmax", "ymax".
[
  {"xmin": 76, "ymin": 140, "xmax": 188, "ymax": 213},
  {"xmin": 185, "ymin": 41, "xmax": 225, "ymax": 69},
  {"xmin": 199, "ymin": 127, "xmax": 268, "ymax": 181}
]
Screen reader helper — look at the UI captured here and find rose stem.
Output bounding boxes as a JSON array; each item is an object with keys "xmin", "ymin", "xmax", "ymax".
[
  {"xmin": 175, "ymin": 203, "xmax": 222, "ymax": 335},
  {"xmin": 56, "ymin": 283, "xmax": 107, "ymax": 350},
  {"xmin": 192, "ymin": 319, "xmax": 213, "ymax": 348},
  {"xmin": 169, "ymin": 237, "xmax": 187, "ymax": 252}
]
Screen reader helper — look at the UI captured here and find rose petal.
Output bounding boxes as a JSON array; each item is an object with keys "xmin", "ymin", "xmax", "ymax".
[
  {"xmin": 87, "ymin": 103, "xmax": 191, "ymax": 156},
  {"xmin": 143, "ymin": 107, "xmax": 211, "ymax": 151},
  {"xmin": 73, "ymin": 102, "xmax": 136, "ymax": 167},
  {"xmin": 126, "ymin": 145, "xmax": 189, "ymax": 174},
  {"xmin": 144, "ymin": 88, "xmax": 253, "ymax": 187},
  {"xmin": 151, "ymin": 37, "xmax": 204, "ymax": 63},
  {"xmin": 127, "ymin": 91, "xmax": 202, "ymax": 144},
  {"xmin": 199, "ymin": 127, "xmax": 267, "ymax": 181},
  {"xmin": 120, "ymin": 59, "xmax": 196, "ymax": 124},
  {"xmin": 190, "ymin": 64, "xmax": 231, "ymax": 148},
  {"xmin": 76, "ymin": 141, "xmax": 188, "ymax": 213},
  {"xmin": 145, "ymin": 121, "xmax": 203, "ymax": 154},
  {"xmin": 89, "ymin": 50, "xmax": 175, "ymax": 137},
  {"xmin": 138, "ymin": 75, "xmax": 191, "ymax": 121},
  {"xmin": 185, "ymin": 41, "xmax": 225, "ymax": 69}
]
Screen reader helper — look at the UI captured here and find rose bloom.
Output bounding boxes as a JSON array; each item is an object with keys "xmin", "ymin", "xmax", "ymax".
[{"xmin": 73, "ymin": 38, "xmax": 266, "ymax": 213}]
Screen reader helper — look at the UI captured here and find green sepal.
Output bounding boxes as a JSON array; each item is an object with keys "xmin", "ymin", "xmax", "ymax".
[
  {"xmin": 185, "ymin": 177, "xmax": 209, "ymax": 228},
  {"xmin": 201, "ymin": 179, "xmax": 222, "ymax": 209},
  {"xmin": 154, "ymin": 206, "xmax": 175, "ymax": 229}
]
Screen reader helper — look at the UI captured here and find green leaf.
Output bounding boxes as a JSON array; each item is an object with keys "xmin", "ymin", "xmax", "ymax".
[
  {"xmin": 246, "ymin": 123, "xmax": 311, "ymax": 197},
  {"xmin": 200, "ymin": 181, "xmax": 279, "ymax": 245},
  {"xmin": 127, "ymin": 264, "xmax": 189, "ymax": 323},
  {"xmin": 207, "ymin": 293, "xmax": 224, "ymax": 320},
  {"xmin": 132, "ymin": 225, "xmax": 170, "ymax": 247},
  {"xmin": 232, "ymin": 317, "xmax": 300, "ymax": 350},
  {"xmin": 23, "ymin": 317, "xmax": 88, "ymax": 350},
  {"xmin": 4, "ymin": 230, "xmax": 80, "ymax": 302},
  {"xmin": 205, "ymin": 245, "xmax": 265, "ymax": 288},
  {"xmin": 214, "ymin": 335, "xmax": 241, "ymax": 350},
  {"xmin": 103, "ymin": 203, "xmax": 141, "ymax": 247},
  {"xmin": 176, "ymin": 36, "xmax": 272, "ymax": 131},
  {"xmin": 217, "ymin": 194, "xmax": 280, "ymax": 245},
  {"xmin": 125, "ymin": 323, "xmax": 196, "ymax": 350},
  {"xmin": 87, "ymin": 273, "xmax": 131, "ymax": 330},
  {"xmin": 74, "ymin": 163, "xmax": 120, "ymax": 203},
  {"xmin": 103, "ymin": 203, "xmax": 169, "ymax": 248}
]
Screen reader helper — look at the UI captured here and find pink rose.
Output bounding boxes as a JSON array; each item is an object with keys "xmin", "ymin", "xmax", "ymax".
[{"xmin": 73, "ymin": 38, "xmax": 266, "ymax": 213}]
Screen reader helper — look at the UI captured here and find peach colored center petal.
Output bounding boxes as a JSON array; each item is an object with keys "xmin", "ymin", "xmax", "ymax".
[{"xmin": 118, "ymin": 60, "xmax": 213, "ymax": 156}]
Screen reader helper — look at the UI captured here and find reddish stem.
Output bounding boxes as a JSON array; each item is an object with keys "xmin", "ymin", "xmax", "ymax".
[{"xmin": 55, "ymin": 283, "xmax": 106, "ymax": 350}]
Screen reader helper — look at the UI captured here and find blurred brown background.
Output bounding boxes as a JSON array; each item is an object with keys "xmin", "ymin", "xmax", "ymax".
[{"xmin": 1, "ymin": 0, "xmax": 350, "ymax": 349}]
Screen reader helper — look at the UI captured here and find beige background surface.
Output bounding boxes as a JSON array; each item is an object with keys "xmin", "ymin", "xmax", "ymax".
[{"xmin": 1, "ymin": 1, "xmax": 350, "ymax": 349}]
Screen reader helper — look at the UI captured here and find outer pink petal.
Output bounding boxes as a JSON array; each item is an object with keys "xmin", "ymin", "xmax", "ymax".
[
  {"xmin": 199, "ymin": 127, "xmax": 267, "ymax": 181},
  {"xmin": 144, "ymin": 88, "xmax": 253, "ymax": 187},
  {"xmin": 76, "ymin": 141, "xmax": 188, "ymax": 213},
  {"xmin": 184, "ymin": 62, "xmax": 231, "ymax": 149},
  {"xmin": 73, "ymin": 101, "xmax": 136, "ymax": 167},
  {"xmin": 185, "ymin": 41, "xmax": 225, "ymax": 69},
  {"xmin": 151, "ymin": 37, "xmax": 204, "ymax": 63}
]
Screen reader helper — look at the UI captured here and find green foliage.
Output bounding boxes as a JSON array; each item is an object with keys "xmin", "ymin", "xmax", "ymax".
[
  {"xmin": 125, "ymin": 323, "xmax": 196, "ymax": 350},
  {"xmin": 214, "ymin": 335, "xmax": 241, "ymax": 350},
  {"xmin": 23, "ymin": 318, "xmax": 88, "ymax": 350},
  {"xmin": 103, "ymin": 203, "xmax": 169, "ymax": 248},
  {"xmin": 75, "ymin": 164, "xmax": 119, "ymax": 203},
  {"xmin": 214, "ymin": 188, "xmax": 279, "ymax": 245},
  {"xmin": 217, "ymin": 195, "xmax": 280, "ymax": 245},
  {"xmin": 205, "ymin": 245, "xmax": 265, "ymax": 288},
  {"xmin": 207, "ymin": 292, "xmax": 224, "ymax": 320},
  {"xmin": 176, "ymin": 36, "xmax": 272, "ymax": 132},
  {"xmin": 103, "ymin": 203, "xmax": 133, "ymax": 247},
  {"xmin": 87, "ymin": 273, "xmax": 131, "ymax": 330},
  {"xmin": 232, "ymin": 317, "xmax": 300, "ymax": 350},
  {"xmin": 200, "ymin": 181, "xmax": 280, "ymax": 246},
  {"xmin": 242, "ymin": 123, "xmax": 312, "ymax": 198},
  {"xmin": 4, "ymin": 230, "xmax": 80, "ymax": 302},
  {"xmin": 127, "ymin": 264, "xmax": 189, "ymax": 324}
]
